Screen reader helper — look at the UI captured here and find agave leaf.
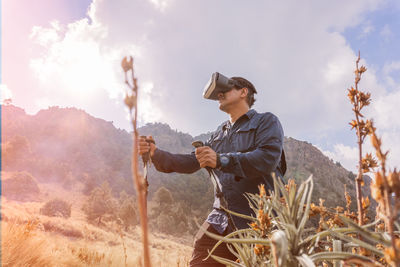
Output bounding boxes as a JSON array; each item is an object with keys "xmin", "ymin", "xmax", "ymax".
[
  {"xmin": 201, "ymin": 227, "xmax": 271, "ymax": 246},
  {"xmin": 244, "ymin": 193, "xmax": 259, "ymax": 215},
  {"xmin": 220, "ymin": 206, "xmax": 256, "ymax": 222},
  {"xmin": 338, "ymin": 216, "xmax": 391, "ymax": 246},
  {"xmin": 210, "ymin": 254, "xmax": 244, "ymax": 267},
  {"xmin": 328, "ymin": 230, "xmax": 384, "ymax": 256},
  {"xmin": 293, "ymin": 177, "xmax": 313, "ymax": 250},
  {"xmin": 244, "ymin": 193, "xmax": 260, "ymax": 209},
  {"xmin": 343, "ymin": 242, "xmax": 365, "ymax": 249},
  {"xmin": 294, "ymin": 179, "xmax": 308, "ymax": 223},
  {"xmin": 236, "ymin": 232, "xmax": 254, "ymax": 267},
  {"xmin": 269, "ymin": 198, "xmax": 291, "ymax": 224},
  {"xmin": 206, "ymin": 231, "xmax": 256, "ymax": 266},
  {"xmin": 298, "ymin": 176, "xmax": 314, "ymax": 234},
  {"xmin": 279, "ymin": 222, "xmax": 297, "ymax": 241},
  {"xmin": 273, "ymin": 173, "xmax": 289, "ymax": 206},
  {"xmin": 343, "ymin": 257, "xmax": 384, "ymax": 267},
  {"xmin": 296, "ymin": 254, "xmax": 316, "ymax": 267},
  {"xmin": 307, "ymin": 232, "xmax": 321, "ymax": 254},
  {"xmin": 226, "ymin": 243, "xmax": 241, "ymax": 261},
  {"xmin": 309, "ymin": 251, "xmax": 375, "ymax": 262},
  {"xmin": 288, "ymin": 180, "xmax": 297, "ymax": 212},
  {"xmin": 227, "ymin": 242, "xmax": 249, "ymax": 266},
  {"xmin": 300, "ymin": 226, "xmax": 361, "ymax": 248},
  {"xmin": 206, "ymin": 229, "xmax": 254, "ymax": 260}
]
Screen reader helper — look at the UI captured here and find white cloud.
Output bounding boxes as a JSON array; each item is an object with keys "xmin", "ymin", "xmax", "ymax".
[
  {"xmin": 30, "ymin": 21, "xmax": 62, "ymax": 47},
  {"xmin": 320, "ymin": 144, "xmax": 359, "ymax": 172},
  {"xmin": 29, "ymin": 14, "xmax": 161, "ymax": 129},
  {"xmin": 370, "ymin": 89, "xmax": 400, "ymax": 170},
  {"xmin": 382, "ymin": 61, "xmax": 400, "ymax": 89},
  {"xmin": 0, "ymin": 84, "xmax": 13, "ymax": 103},
  {"xmin": 148, "ymin": 0, "xmax": 173, "ymax": 12},
  {"xmin": 28, "ymin": 0, "xmax": 399, "ymax": 150}
]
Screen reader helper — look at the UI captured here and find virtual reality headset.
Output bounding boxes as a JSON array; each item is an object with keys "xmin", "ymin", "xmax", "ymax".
[{"xmin": 203, "ymin": 72, "xmax": 241, "ymax": 100}]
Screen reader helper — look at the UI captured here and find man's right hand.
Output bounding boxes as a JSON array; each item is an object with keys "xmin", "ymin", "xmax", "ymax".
[{"xmin": 138, "ymin": 136, "xmax": 157, "ymax": 157}]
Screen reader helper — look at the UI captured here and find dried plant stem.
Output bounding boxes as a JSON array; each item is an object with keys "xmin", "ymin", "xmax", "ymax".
[
  {"xmin": 122, "ymin": 56, "xmax": 151, "ymax": 267},
  {"xmin": 371, "ymin": 131, "xmax": 399, "ymax": 265},
  {"xmin": 353, "ymin": 52, "xmax": 364, "ymax": 226},
  {"xmin": 131, "ymin": 130, "xmax": 151, "ymax": 267},
  {"xmin": 118, "ymin": 226, "xmax": 128, "ymax": 267}
]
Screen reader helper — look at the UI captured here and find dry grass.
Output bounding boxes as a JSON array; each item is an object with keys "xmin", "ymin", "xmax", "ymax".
[
  {"xmin": 1, "ymin": 221, "xmax": 54, "ymax": 267},
  {"xmin": 1, "ymin": 182, "xmax": 192, "ymax": 267}
]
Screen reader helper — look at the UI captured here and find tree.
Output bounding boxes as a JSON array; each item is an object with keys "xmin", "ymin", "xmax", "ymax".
[
  {"xmin": 2, "ymin": 172, "xmax": 40, "ymax": 201},
  {"xmin": 82, "ymin": 182, "xmax": 117, "ymax": 225},
  {"xmin": 82, "ymin": 173, "xmax": 96, "ymax": 196},
  {"xmin": 149, "ymin": 187, "xmax": 192, "ymax": 235},
  {"xmin": 118, "ymin": 196, "xmax": 138, "ymax": 230},
  {"xmin": 119, "ymin": 190, "xmax": 129, "ymax": 205},
  {"xmin": 2, "ymin": 135, "xmax": 31, "ymax": 169},
  {"xmin": 157, "ymin": 213, "xmax": 173, "ymax": 234},
  {"xmin": 152, "ymin": 186, "xmax": 173, "ymax": 207},
  {"xmin": 40, "ymin": 198, "xmax": 71, "ymax": 218}
]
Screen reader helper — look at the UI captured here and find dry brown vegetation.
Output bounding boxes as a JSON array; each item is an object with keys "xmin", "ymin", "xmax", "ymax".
[{"xmin": 1, "ymin": 180, "xmax": 192, "ymax": 266}]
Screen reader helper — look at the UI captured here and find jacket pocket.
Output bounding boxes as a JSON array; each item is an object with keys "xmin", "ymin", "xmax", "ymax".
[{"xmin": 234, "ymin": 123, "xmax": 257, "ymax": 152}]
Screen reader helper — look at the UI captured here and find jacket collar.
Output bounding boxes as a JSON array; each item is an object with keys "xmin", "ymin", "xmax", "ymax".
[{"xmin": 222, "ymin": 109, "xmax": 256, "ymax": 131}]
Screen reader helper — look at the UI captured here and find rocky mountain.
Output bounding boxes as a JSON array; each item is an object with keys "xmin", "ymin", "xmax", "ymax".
[
  {"xmin": 284, "ymin": 137, "xmax": 374, "ymax": 210},
  {"xmin": 1, "ymin": 105, "xmax": 375, "ymax": 218}
]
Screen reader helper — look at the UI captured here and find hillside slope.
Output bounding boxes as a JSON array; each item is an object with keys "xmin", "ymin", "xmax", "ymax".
[{"xmin": 2, "ymin": 105, "xmax": 375, "ymax": 218}]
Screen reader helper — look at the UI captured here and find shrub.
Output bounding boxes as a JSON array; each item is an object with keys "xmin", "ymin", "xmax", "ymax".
[
  {"xmin": 82, "ymin": 173, "xmax": 96, "ymax": 196},
  {"xmin": 82, "ymin": 182, "xmax": 118, "ymax": 225},
  {"xmin": 40, "ymin": 198, "xmax": 71, "ymax": 218},
  {"xmin": 152, "ymin": 186, "xmax": 174, "ymax": 207},
  {"xmin": 118, "ymin": 196, "xmax": 138, "ymax": 230},
  {"xmin": 155, "ymin": 212, "xmax": 175, "ymax": 234},
  {"xmin": 2, "ymin": 172, "xmax": 40, "ymax": 201},
  {"xmin": 42, "ymin": 221, "xmax": 83, "ymax": 238},
  {"xmin": 2, "ymin": 135, "xmax": 32, "ymax": 170}
]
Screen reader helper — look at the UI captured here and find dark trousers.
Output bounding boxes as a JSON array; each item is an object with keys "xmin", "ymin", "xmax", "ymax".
[{"xmin": 189, "ymin": 221, "xmax": 237, "ymax": 267}]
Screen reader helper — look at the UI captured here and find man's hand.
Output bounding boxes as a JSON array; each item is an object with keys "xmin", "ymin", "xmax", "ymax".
[
  {"xmin": 195, "ymin": 146, "xmax": 217, "ymax": 168},
  {"xmin": 138, "ymin": 136, "xmax": 157, "ymax": 157}
]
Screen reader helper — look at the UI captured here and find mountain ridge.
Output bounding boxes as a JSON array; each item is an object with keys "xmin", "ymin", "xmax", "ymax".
[{"xmin": 2, "ymin": 104, "xmax": 375, "ymax": 216}]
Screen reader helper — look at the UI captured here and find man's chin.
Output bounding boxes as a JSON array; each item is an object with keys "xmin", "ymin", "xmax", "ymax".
[{"xmin": 219, "ymin": 103, "xmax": 228, "ymax": 112}]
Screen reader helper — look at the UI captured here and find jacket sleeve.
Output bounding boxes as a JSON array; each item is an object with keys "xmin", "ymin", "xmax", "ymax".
[
  {"xmin": 151, "ymin": 148, "xmax": 201, "ymax": 174},
  {"xmin": 219, "ymin": 113, "xmax": 284, "ymax": 178}
]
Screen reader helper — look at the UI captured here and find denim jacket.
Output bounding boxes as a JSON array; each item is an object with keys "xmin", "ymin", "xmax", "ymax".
[{"xmin": 151, "ymin": 109, "xmax": 286, "ymax": 231}]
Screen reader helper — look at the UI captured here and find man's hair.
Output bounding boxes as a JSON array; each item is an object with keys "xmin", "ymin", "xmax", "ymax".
[{"xmin": 231, "ymin": 77, "xmax": 257, "ymax": 108}]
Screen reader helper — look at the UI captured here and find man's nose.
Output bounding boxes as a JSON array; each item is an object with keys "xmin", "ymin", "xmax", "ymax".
[{"xmin": 217, "ymin": 92, "xmax": 224, "ymax": 98}]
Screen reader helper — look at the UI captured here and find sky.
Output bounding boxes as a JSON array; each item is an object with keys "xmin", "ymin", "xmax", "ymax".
[{"xmin": 1, "ymin": 0, "xmax": 400, "ymax": 173}]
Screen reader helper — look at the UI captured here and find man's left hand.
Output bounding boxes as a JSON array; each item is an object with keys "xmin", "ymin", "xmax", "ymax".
[{"xmin": 195, "ymin": 146, "xmax": 217, "ymax": 169}]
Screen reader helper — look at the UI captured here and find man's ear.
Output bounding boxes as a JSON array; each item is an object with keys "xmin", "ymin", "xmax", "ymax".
[{"xmin": 241, "ymin": 87, "xmax": 249, "ymax": 98}]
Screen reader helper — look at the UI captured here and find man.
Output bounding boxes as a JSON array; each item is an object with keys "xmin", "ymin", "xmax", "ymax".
[{"xmin": 139, "ymin": 75, "xmax": 286, "ymax": 266}]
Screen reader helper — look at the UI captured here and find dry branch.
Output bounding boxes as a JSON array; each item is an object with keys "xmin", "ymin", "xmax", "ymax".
[{"xmin": 122, "ymin": 56, "xmax": 152, "ymax": 267}]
